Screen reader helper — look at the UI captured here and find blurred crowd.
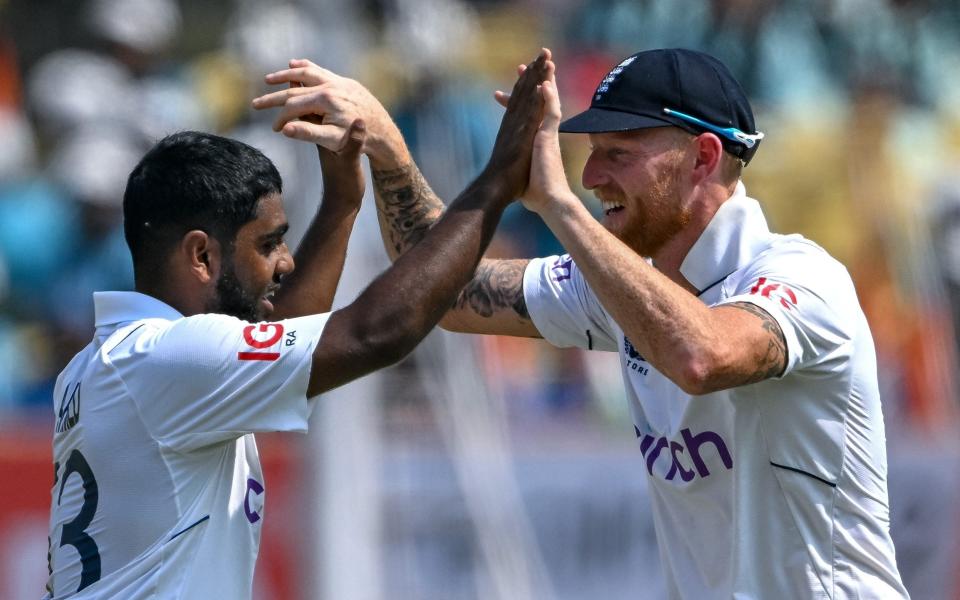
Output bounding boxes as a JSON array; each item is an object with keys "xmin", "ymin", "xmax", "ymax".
[{"xmin": 1, "ymin": 0, "xmax": 959, "ymax": 442}]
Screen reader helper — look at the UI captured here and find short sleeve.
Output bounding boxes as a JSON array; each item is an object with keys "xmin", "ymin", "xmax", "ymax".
[
  {"xmin": 717, "ymin": 241, "xmax": 856, "ymax": 376},
  {"xmin": 110, "ymin": 312, "xmax": 330, "ymax": 451},
  {"xmin": 523, "ymin": 254, "xmax": 618, "ymax": 352}
]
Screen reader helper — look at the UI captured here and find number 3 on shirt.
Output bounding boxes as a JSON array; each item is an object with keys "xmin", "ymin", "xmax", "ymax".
[{"xmin": 54, "ymin": 449, "xmax": 101, "ymax": 592}]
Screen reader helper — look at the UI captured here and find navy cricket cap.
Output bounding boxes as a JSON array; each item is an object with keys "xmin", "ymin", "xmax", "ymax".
[{"xmin": 560, "ymin": 49, "xmax": 763, "ymax": 165}]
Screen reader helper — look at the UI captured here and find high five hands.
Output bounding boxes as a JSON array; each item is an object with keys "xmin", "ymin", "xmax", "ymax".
[
  {"xmin": 494, "ymin": 50, "xmax": 574, "ymax": 213},
  {"xmin": 251, "ymin": 48, "xmax": 565, "ymax": 206},
  {"xmin": 482, "ymin": 48, "xmax": 554, "ymax": 200}
]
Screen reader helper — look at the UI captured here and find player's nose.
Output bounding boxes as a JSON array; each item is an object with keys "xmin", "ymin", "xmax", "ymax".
[
  {"xmin": 582, "ymin": 151, "xmax": 607, "ymax": 190},
  {"xmin": 277, "ymin": 243, "xmax": 295, "ymax": 276}
]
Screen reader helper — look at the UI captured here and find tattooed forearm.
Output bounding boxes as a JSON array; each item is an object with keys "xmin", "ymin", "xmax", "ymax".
[
  {"xmin": 725, "ymin": 302, "xmax": 788, "ymax": 383},
  {"xmin": 372, "ymin": 163, "xmax": 446, "ymax": 256},
  {"xmin": 454, "ymin": 259, "xmax": 529, "ymax": 320}
]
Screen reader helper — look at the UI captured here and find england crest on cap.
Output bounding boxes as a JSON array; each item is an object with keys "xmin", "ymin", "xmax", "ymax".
[{"xmin": 595, "ymin": 56, "xmax": 637, "ymax": 101}]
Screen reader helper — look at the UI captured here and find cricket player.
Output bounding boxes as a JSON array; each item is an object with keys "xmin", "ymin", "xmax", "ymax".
[
  {"xmin": 255, "ymin": 48, "xmax": 909, "ymax": 598},
  {"xmin": 44, "ymin": 51, "xmax": 553, "ymax": 599}
]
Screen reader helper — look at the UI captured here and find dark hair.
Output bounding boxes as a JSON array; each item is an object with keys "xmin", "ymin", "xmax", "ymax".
[{"xmin": 123, "ymin": 131, "xmax": 282, "ymax": 275}]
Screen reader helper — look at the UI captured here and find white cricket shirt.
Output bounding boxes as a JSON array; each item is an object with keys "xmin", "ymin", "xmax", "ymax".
[
  {"xmin": 45, "ymin": 291, "xmax": 329, "ymax": 599},
  {"xmin": 524, "ymin": 185, "xmax": 909, "ymax": 599}
]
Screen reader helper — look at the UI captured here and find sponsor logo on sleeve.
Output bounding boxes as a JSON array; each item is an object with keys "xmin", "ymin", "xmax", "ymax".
[
  {"xmin": 237, "ymin": 323, "xmax": 284, "ymax": 361},
  {"xmin": 244, "ymin": 478, "xmax": 264, "ymax": 524},
  {"xmin": 551, "ymin": 255, "xmax": 573, "ymax": 282},
  {"xmin": 56, "ymin": 382, "xmax": 81, "ymax": 433},
  {"xmin": 624, "ymin": 336, "xmax": 649, "ymax": 376},
  {"xmin": 749, "ymin": 277, "xmax": 798, "ymax": 310}
]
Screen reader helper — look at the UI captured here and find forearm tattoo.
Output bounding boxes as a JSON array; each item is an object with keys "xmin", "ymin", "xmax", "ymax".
[
  {"xmin": 372, "ymin": 163, "xmax": 445, "ymax": 255},
  {"xmin": 726, "ymin": 302, "xmax": 788, "ymax": 383},
  {"xmin": 454, "ymin": 260, "xmax": 529, "ymax": 320}
]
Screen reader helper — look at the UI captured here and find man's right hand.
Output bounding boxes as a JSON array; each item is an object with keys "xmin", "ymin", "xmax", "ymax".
[
  {"xmin": 251, "ymin": 59, "xmax": 410, "ymax": 170},
  {"xmin": 520, "ymin": 59, "xmax": 577, "ymax": 216},
  {"xmin": 483, "ymin": 48, "xmax": 554, "ymax": 200}
]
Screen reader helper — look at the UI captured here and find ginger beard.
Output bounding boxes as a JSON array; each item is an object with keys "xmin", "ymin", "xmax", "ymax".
[{"xmin": 599, "ymin": 149, "xmax": 691, "ymax": 258}]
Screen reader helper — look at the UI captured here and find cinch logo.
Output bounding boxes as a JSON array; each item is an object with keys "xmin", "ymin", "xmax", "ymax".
[
  {"xmin": 634, "ymin": 425, "xmax": 733, "ymax": 482},
  {"xmin": 238, "ymin": 323, "xmax": 284, "ymax": 361},
  {"xmin": 551, "ymin": 255, "xmax": 573, "ymax": 282}
]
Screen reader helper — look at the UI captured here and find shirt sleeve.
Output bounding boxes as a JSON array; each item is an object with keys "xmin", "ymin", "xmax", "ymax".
[
  {"xmin": 523, "ymin": 254, "xmax": 618, "ymax": 352},
  {"xmin": 716, "ymin": 241, "xmax": 857, "ymax": 376},
  {"xmin": 110, "ymin": 312, "xmax": 329, "ymax": 452}
]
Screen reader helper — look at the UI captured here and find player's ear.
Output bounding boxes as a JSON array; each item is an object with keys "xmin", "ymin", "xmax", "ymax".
[
  {"xmin": 690, "ymin": 132, "xmax": 724, "ymax": 186},
  {"xmin": 181, "ymin": 230, "xmax": 222, "ymax": 285}
]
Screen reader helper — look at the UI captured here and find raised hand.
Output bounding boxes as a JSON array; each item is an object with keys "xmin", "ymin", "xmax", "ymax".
[
  {"xmin": 483, "ymin": 48, "xmax": 555, "ymax": 200},
  {"xmin": 520, "ymin": 63, "xmax": 575, "ymax": 214},
  {"xmin": 251, "ymin": 59, "xmax": 404, "ymax": 163}
]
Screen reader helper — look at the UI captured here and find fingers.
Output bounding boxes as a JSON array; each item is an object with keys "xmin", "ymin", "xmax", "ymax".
[
  {"xmin": 521, "ymin": 48, "xmax": 551, "ymax": 78},
  {"xmin": 338, "ymin": 119, "xmax": 366, "ymax": 158},
  {"xmin": 539, "ymin": 79, "xmax": 562, "ymax": 131},
  {"xmin": 543, "ymin": 58, "xmax": 557, "ymax": 107},
  {"xmin": 280, "ymin": 120, "xmax": 347, "ymax": 150},
  {"xmin": 513, "ymin": 49, "xmax": 552, "ymax": 97},
  {"xmin": 260, "ymin": 89, "xmax": 339, "ymax": 132},
  {"xmin": 252, "ymin": 85, "xmax": 316, "ymax": 110},
  {"xmin": 495, "ymin": 48, "xmax": 555, "ymax": 111},
  {"xmin": 264, "ymin": 63, "xmax": 338, "ymax": 87},
  {"xmin": 288, "ymin": 58, "xmax": 317, "ymax": 69}
]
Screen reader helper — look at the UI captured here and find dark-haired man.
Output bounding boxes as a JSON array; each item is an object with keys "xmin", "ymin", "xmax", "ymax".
[
  {"xmin": 44, "ymin": 51, "xmax": 553, "ymax": 599},
  {"xmin": 256, "ymin": 49, "xmax": 909, "ymax": 598}
]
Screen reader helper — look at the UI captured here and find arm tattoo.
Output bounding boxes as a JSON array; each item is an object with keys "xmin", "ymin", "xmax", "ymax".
[
  {"xmin": 454, "ymin": 260, "xmax": 529, "ymax": 320},
  {"xmin": 371, "ymin": 163, "xmax": 445, "ymax": 255},
  {"xmin": 726, "ymin": 302, "xmax": 788, "ymax": 383}
]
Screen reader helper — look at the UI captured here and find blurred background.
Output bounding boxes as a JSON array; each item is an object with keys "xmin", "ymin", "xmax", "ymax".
[{"xmin": 2, "ymin": 0, "xmax": 960, "ymax": 598}]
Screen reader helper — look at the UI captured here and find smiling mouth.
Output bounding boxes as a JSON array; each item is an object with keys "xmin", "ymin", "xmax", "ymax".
[
  {"xmin": 601, "ymin": 200, "xmax": 625, "ymax": 216},
  {"xmin": 260, "ymin": 287, "xmax": 280, "ymax": 312}
]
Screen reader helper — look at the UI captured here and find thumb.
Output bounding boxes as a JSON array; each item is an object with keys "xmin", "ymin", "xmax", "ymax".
[{"xmin": 339, "ymin": 118, "xmax": 366, "ymax": 158}]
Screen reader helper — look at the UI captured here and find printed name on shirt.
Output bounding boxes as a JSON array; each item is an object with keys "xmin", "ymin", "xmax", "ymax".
[
  {"xmin": 551, "ymin": 255, "xmax": 573, "ymax": 282},
  {"xmin": 56, "ymin": 381, "xmax": 82, "ymax": 433},
  {"xmin": 285, "ymin": 330, "xmax": 297, "ymax": 347},
  {"xmin": 635, "ymin": 425, "xmax": 733, "ymax": 482},
  {"xmin": 749, "ymin": 277, "xmax": 798, "ymax": 310},
  {"xmin": 624, "ymin": 336, "xmax": 649, "ymax": 376},
  {"xmin": 237, "ymin": 323, "xmax": 285, "ymax": 361}
]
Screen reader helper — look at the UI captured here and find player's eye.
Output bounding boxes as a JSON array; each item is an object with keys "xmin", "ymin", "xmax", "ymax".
[
  {"xmin": 262, "ymin": 238, "xmax": 283, "ymax": 254},
  {"xmin": 607, "ymin": 148, "xmax": 628, "ymax": 161}
]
